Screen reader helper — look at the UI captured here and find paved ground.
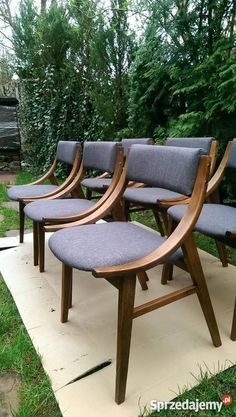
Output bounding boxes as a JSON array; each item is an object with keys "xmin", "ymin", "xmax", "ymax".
[
  {"xmin": 0, "ymin": 372, "xmax": 21, "ymax": 416},
  {"xmin": 5, "ymin": 229, "xmax": 32, "ymax": 237},
  {"xmin": 0, "ymin": 173, "xmax": 16, "ymax": 184},
  {"xmin": 2, "ymin": 202, "xmax": 19, "ymax": 211}
]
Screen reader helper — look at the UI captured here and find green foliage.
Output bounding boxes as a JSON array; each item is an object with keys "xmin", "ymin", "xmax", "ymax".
[
  {"xmin": 12, "ymin": 0, "xmax": 135, "ymax": 171},
  {"xmin": 128, "ymin": 0, "xmax": 236, "ymax": 145}
]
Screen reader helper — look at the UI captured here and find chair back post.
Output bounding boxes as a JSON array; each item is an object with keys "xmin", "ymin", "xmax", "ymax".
[
  {"xmin": 206, "ymin": 141, "xmax": 232, "ymax": 198},
  {"xmin": 209, "ymin": 140, "xmax": 218, "ymax": 177}
]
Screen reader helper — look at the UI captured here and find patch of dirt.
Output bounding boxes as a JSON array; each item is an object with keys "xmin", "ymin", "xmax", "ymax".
[{"xmin": 0, "ymin": 372, "xmax": 21, "ymax": 417}]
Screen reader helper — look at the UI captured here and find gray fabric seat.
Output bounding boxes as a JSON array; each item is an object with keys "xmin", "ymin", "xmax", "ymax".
[
  {"xmin": 81, "ymin": 177, "xmax": 112, "ymax": 191},
  {"xmin": 7, "ymin": 184, "xmax": 59, "ymax": 201},
  {"xmin": 124, "ymin": 187, "xmax": 183, "ymax": 205},
  {"xmin": 49, "ymin": 222, "xmax": 183, "ymax": 271},
  {"xmin": 168, "ymin": 204, "xmax": 236, "ymax": 247},
  {"xmin": 24, "ymin": 198, "xmax": 95, "ymax": 222}
]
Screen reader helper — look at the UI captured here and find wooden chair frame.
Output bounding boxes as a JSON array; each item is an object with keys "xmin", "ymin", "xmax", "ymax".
[
  {"xmin": 56, "ymin": 155, "xmax": 221, "ymax": 404},
  {"xmin": 161, "ymin": 141, "xmax": 233, "ymax": 285},
  {"xmin": 30, "ymin": 146, "xmax": 125, "ymax": 273},
  {"xmin": 16, "ymin": 144, "xmax": 82, "ymax": 243}
]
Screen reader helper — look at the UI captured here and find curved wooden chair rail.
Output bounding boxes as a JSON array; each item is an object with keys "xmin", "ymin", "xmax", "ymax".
[
  {"xmin": 16, "ymin": 144, "xmax": 82, "ymax": 243},
  {"xmin": 161, "ymin": 141, "xmax": 233, "ymax": 285},
  {"xmin": 33, "ymin": 147, "xmax": 125, "ymax": 273},
  {"xmin": 59, "ymin": 155, "xmax": 221, "ymax": 405}
]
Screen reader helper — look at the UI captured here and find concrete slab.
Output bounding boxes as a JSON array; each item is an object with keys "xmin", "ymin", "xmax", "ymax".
[
  {"xmin": 2, "ymin": 202, "xmax": 19, "ymax": 211},
  {"xmin": 0, "ymin": 231, "xmax": 235, "ymax": 417}
]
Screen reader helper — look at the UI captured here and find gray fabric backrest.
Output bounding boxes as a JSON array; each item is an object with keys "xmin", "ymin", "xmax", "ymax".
[
  {"xmin": 121, "ymin": 138, "xmax": 152, "ymax": 156},
  {"xmin": 56, "ymin": 141, "xmax": 79, "ymax": 165},
  {"xmin": 83, "ymin": 141, "xmax": 118, "ymax": 173},
  {"xmin": 126, "ymin": 145, "xmax": 204, "ymax": 196},
  {"xmin": 226, "ymin": 139, "xmax": 236, "ymax": 170},
  {"xmin": 166, "ymin": 137, "xmax": 214, "ymax": 154}
]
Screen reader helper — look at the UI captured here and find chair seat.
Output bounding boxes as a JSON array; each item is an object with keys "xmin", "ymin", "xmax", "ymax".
[
  {"xmin": 168, "ymin": 204, "xmax": 236, "ymax": 247},
  {"xmin": 124, "ymin": 187, "xmax": 184, "ymax": 205},
  {"xmin": 24, "ymin": 199, "xmax": 95, "ymax": 222},
  {"xmin": 7, "ymin": 184, "xmax": 59, "ymax": 201},
  {"xmin": 49, "ymin": 222, "xmax": 183, "ymax": 271},
  {"xmin": 81, "ymin": 178, "xmax": 112, "ymax": 192}
]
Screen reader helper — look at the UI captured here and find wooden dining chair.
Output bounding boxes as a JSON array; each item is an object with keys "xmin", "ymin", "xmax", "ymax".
[
  {"xmin": 23, "ymin": 141, "xmax": 125, "ymax": 272},
  {"xmin": 162, "ymin": 139, "xmax": 234, "ymax": 284},
  {"xmin": 124, "ymin": 137, "xmax": 217, "ymax": 233},
  {"xmin": 82, "ymin": 137, "xmax": 153, "ymax": 199},
  {"xmin": 47, "ymin": 145, "xmax": 221, "ymax": 404},
  {"xmin": 7, "ymin": 141, "xmax": 81, "ymax": 243}
]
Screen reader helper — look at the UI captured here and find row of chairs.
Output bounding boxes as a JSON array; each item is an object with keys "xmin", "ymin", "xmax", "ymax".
[{"xmin": 7, "ymin": 137, "xmax": 236, "ymax": 404}]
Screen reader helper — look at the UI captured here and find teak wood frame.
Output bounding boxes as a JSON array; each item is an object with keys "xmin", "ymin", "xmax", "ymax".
[
  {"xmin": 58, "ymin": 155, "xmax": 221, "ymax": 404},
  {"xmin": 161, "ymin": 141, "xmax": 233, "ymax": 285},
  {"xmin": 17, "ymin": 144, "xmax": 82, "ymax": 243},
  {"xmin": 31, "ymin": 146, "xmax": 125, "ymax": 272}
]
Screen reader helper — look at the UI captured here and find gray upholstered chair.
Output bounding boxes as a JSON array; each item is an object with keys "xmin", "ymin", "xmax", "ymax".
[
  {"xmin": 167, "ymin": 140, "xmax": 236, "ymax": 340},
  {"xmin": 165, "ymin": 139, "xmax": 236, "ymax": 269},
  {"xmin": 82, "ymin": 138, "xmax": 153, "ymax": 199},
  {"xmin": 48, "ymin": 144, "xmax": 221, "ymax": 404},
  {"xmin": 124, "ymin": 137, "xmax": 217, "ymax": 234},
  {"xmin": 7, "ymin": 141, "xmax": 81, "ymax": 243},
  {"xmin": 24, "ymin": 141, "xmax": 124, "ymax": 272}
]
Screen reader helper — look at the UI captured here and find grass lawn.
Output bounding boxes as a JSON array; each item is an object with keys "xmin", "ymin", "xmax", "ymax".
[{"xmin": 0, "ymin": 171, "xmax": 235, "ymax": 416}]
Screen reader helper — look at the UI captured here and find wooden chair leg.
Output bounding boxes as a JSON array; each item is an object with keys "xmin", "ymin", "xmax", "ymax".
[
  {"xmin": 68, "ymin": 273, "xmax": 73, "ymax": 309},
  {"xmin": 115, "ymin": 274, "xmax": 136, "ymax": 405},
  {"xmin": 152, "ymin": 208, "xmax": 165, "ymax": 236},
  {"xmin": 124, "ymin": 201, "xmax": 130, "ymax": 221},
  {"xmin": 86, "ymin": 189, "xmax": 92, "ymax": 200},
  {"xmin": 33, "ymin": 221, "xmax": 38, "ymax": 266},
  {"xmin": 182, "ymin": 234, "xmax": 221, "ymax": 348},
  {"xmin": 215, "ymin": 240, "xmax": 228, "ymax": 267},
  {"xmin": 112, "ymin": 200, "xmax": 126, "ymax": 221},
  {"xmin": 161, "ymin": 264, "xmax": 173, "ymax": 285},
  {"xmin": 61, "ymin": 263, "xmax": 73, "ymax": 323},
  {"xmin": 137, "ymin": 271, "xmax": 149, "ymax": 290},
  {"xmin": 19, "ymin": 201, "xmax": 25, "ymax": 243},
  {"xmin": 231, "ymin": 298, "xmax": 236, "ymax": 341},
  {"xmin": 38, "ymin": 223, "xmax": 45, "ymax": 273}
]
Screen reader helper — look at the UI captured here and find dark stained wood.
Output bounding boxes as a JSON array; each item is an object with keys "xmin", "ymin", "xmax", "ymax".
[
  {"xmin": 61, "ymin": 264, "xmax": 73, "ymax": 323},
  {"xmin": 182, "ymin": 233, "xmax": 221, "ymax": 347},
  {"xmin": 137, "ymin": 271, "xmax": 149, "ymax": 290},
  {"xmin": 33, "ymin": 221, "xmax": 38, "ymax": 266},
  {"xmin": 133, "ymin": 285, "xmax": 196, "ymax": 319},
  {"xmin": 19, "ymin": 200, "xmax": 25, "ymax": 243},
  {"xmin": 115, "ymin": 274, "xmax": 136, "ymax": 404},
  {"xmin": 231, "ymin": 298, "xmax": 236, "ymax": 341},
  {"xmin": 38, "ymin": 223, "xmax": 45, "ymax": 273},
  {"xmin": 161, "ymin": 264, "xmax": 173, "ymax": 285}
]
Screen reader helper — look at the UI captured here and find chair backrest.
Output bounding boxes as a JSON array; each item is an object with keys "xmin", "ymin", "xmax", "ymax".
[
  {"xmin": 126, "ymin": 144, "xmax": 205, "ymax": 196},
  {"xmin": 121, "ymin": 138, "xmax": 153, "ymax": 156},
  {"xmin": 56, "ymin": 141, "xmax": 79, "ymax": 165},
  {"xmin": 83, "ymin": 141, "xmax": 119, "ymax": 173},
  {"xmin": 226, "ymin": 139, "xmax": 236, "ymax": 170},
  {"xmin": 165, "ymin": 137, "xmax": 214, "ymax": 154}
]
